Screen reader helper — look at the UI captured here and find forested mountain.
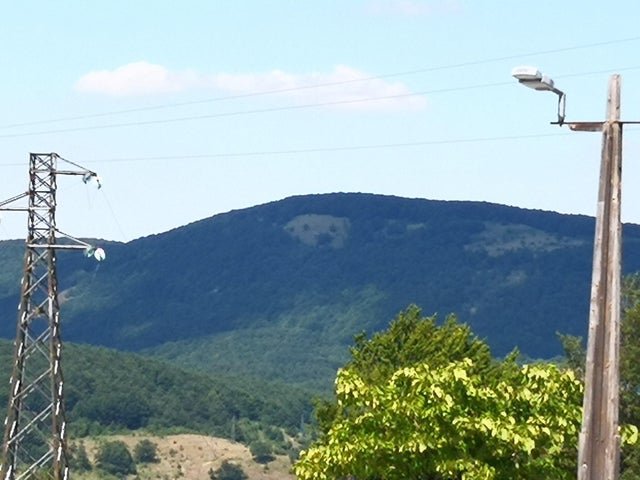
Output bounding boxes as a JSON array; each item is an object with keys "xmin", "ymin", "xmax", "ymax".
[{"xmin": 2, "ymin": 193, "xmax": 640, "ymax": 390}]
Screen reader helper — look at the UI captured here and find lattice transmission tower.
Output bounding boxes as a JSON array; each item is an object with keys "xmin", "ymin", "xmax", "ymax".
[{"xmin": 0, "ymin": 153, "xmax": 102, "ymax": 480}]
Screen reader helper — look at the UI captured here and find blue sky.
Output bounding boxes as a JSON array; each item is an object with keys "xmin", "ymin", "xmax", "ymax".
[{"xmin": 1, "ymin": 0, "xmax": 640, "ymax": 242}]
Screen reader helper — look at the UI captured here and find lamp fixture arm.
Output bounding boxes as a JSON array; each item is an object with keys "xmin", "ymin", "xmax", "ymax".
[{"xmin": 553, "ymin": 89, "xmax": 566, "ymax": 126}]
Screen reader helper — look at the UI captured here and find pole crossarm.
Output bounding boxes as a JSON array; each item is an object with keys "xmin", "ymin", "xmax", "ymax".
[{"xmin": 551, "ymin": 119, "xmax": 640, "ymax": 130}]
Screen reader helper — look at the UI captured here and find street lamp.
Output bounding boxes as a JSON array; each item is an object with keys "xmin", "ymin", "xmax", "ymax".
[
  {"xmin": 513, "ymin": 67, "xmax": 622, "ymax": 480},
  {"xmin": 511, "ymin": 66, "xmax": 566, "ymax": 124}
]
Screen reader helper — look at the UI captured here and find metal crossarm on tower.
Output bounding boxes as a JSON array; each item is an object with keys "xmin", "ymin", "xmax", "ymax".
[{"xmin": 0, "ymin": 153, "xmax": 102, "ymax": 480}]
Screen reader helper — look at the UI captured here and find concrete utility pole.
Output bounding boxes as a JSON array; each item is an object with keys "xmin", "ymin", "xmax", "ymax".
[{"xmin": 577, "ymin": 75, "xmax": 623, "ymax": 480}]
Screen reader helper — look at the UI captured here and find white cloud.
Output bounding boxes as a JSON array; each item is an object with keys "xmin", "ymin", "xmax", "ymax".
[
  {"xmin": 366, "ymin": 0, "xmax": 461, "ymax": 16},
  {"xmin": 208, "ymin": 65, "xmax": 427, "ymax": 111},
  {"xmin": 75, "ymin": 61, "xmax": 201, "ymax": 96},
  {"xmin": 75, "ymin": 63, "xmax": 427, "ymax": 112}
]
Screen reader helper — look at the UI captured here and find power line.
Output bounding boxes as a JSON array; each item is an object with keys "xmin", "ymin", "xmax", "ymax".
[
  {"xmin": 2, "ymin": 62, "xmax": 640, "ymax": 140},
  {"xmin": 557, "ymin": 64, "xmax": 640, "ymax": 79},
  {"xmin": 0, "ymin": 132, "xmax": 571, "ymax": 167},
  {"xmin": 3, "ymin": 123, "xmax": 640, "ymax": 169},
  {"xmin": 0, "ymin": 81, "xmax": 511, "ymax": 138},
  {"xmin": 100, "ymin": 190, "xmax": 129, "ymax": 241},
  {"xmin": 1, "ymin": 35, "xmax": 639, "ymax": 131},
  {"xmin": 0, "ymin": 134, "xmax": 566, "ymax": 167}
]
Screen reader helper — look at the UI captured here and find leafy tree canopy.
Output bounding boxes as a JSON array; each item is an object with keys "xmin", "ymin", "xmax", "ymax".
[
  {"xmin": 559, "ymin": 284, "xmax": 640, "ymax": 432},
  {"xmin": 249, "ymin": 440, "xmax": 275, "ymax": 464},
  {"xmin": 621, "ymin": 275, "xmax": 640, "ymax": 479},
  {"xmin": 68, "ymin": 442, "xmax": 91, "ymax": 472},
  {"xmin": 133, "ymin": 439, "xmax": 159, "ymax": 463},
  {"xmin": 314, "ymin": 305, "xmax": 501, "ymax": 434},
  {"xmin": 209, "ymin": 460, "xmax": 248, "ymax": 480},
  {"xmin": 621, "ymin": 274, "xmax": 640, "ymax": 430},
  {"xmin": 558, "ymin": 274, "xmax": 640, "ymax": 478},
  {"xmin": 295, "ymin": 307, "xmax": 585, "ymax": 480},
  {"xmin": 95, "ymin": 440, "xmax": 136, "ymax": 476},
  {"xmin": 0, "ymin": 341, "xmax": 314, "ymax": 441},
  {"xmin": 347, "ymin": 305, "xmax": 496, "ymax": 383}
]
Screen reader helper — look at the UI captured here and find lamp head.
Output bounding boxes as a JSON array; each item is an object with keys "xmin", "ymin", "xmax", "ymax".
[
  {"xmin": 511, "ymin": 66, "xmax": 566, "ymax": 125},
  {"xmin": 512, "ymin": 66, "xmax": 542, "ymax": 81},
  {"xmin": 512, "ymin": 65, "xmax": 556, "ymax": 91}
]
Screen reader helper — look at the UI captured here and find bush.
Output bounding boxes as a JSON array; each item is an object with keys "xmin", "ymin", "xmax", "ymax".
[
  {"xmin": 133, "ymin": 439, "xmax": 159, "ymax": 463},
  {"xmin": 249, "ymin": 440, "xmax": 275, "ymax": 464},
  {"xmin": 209, "ymin": 460, "xmax": 248, "ymax": 480},
  {"xmin": 95, "ymin": 440, "xmax": 136, "ymax": 476},
  {"xmin": 69, "ymin": 442, "xmax": 92, "ymax": 471}
]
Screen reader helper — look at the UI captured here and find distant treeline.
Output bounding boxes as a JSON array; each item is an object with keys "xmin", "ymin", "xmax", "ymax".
[{"xmin": 0, "ymin": 340, "xmax": 315, "ymax": 440}]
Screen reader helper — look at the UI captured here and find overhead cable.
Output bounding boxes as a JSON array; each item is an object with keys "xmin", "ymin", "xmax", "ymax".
[
  {"xmin": 3, "ymin": 63, "xmax": 640, "ymax": 140},
  {"xmin": 0, "ymin": 132, "xmax": 573, "ymax": 167},
  {"xmin": 1, "ymin": 36, "xmax": 639, "ymax": 130}
]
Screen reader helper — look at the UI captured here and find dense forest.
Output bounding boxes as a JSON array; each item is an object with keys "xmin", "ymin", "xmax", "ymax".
[
  {"xmin": 2, "ymin": 193, "xmax": 640, "ymax": 393},
  {"xmin": 0, "ymin": 340, "xmax": 313, "ymax": 443}
]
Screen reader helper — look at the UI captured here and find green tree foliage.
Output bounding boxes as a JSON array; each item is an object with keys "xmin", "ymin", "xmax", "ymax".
[
  {"xmin": 556, "ymin": 332, "xmax": 585, "ymax": 378},
  {"xmin": 314, "ymin": 305, "xmax": 497, "ymax": 433},
  {"xmin": 209, "ymin": 460, "xmax": 248, "ymax": 480},
  {"xmin": 295, "ymin": 307, "xmax": 585, "ymax": 480},
  {"xmin": 0, "ymin": 341, "xmax": 314, "ymax": 439},
  {"xmin": 68, "ymin": 442, "xmax": 92, "ymax": 472},
  {"xmin": 558, "ymin": 274, "xmax": 640, "ymax": 478},
  {"xmin": 620, "ymin": 274, "xmax": 640, "ymax": 478},
  {"xmin": 621, "ymin": 275, "xmax": 640, "ymax": 429},
  {"xmin": 133, "ymin": 439, "xmax": 159, "ymax": 463},
  {"xmin": 74, "ymin": 390, "xmax": 152, "ymax": 429},
  {"xmin": 347, "ymin": 305, "xmax": 495, "ymax": 382},
  {"xmin": 95, "ymin": 440, "xmax": 137, "ymax": 476},
  {"xmin": 249, "ymin": 440, "xmax": 275, "ymax": 464}
]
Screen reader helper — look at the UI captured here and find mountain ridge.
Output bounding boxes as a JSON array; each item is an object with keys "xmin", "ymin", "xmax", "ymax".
[{"xmin": 2, "ymin": 193, "xmax": 640, "ymax": 390}]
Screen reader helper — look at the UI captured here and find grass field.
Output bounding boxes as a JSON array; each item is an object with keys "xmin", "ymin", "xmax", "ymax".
[{"xmin": 74, "ymin": 433, "xmax": 296, "ymax": 480}]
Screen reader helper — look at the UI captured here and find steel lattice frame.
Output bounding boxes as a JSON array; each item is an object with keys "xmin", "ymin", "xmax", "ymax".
[{"xmin": 0, "ymin": 153, "xmax": 96, "ymax": 480}]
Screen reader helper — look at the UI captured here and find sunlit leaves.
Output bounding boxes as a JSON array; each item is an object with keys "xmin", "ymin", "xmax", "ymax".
[
  {"xmin": 295, "ymin": 308, "xmax": 584, "ymax": 480},
  {"xmin": 298, "ymin": 359, "xmax": 582, "ymax": 479}
]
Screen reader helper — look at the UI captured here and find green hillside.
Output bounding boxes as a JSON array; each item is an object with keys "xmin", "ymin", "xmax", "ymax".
[
  {"xmin": 0, "ymin": 339, "xmax": 313, "ymax": 438},
  {"xmin": 2, "ymin": 193, "xmax": 640, "ymax": 391}
]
